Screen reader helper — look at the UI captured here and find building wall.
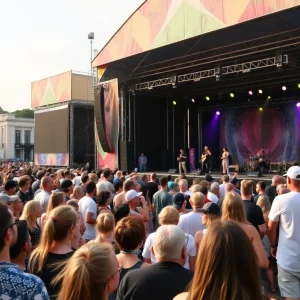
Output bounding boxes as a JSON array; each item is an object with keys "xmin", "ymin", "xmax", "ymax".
[{"xmin": 0, "ymin": 114, "xmax": 34, "ymax": 161}]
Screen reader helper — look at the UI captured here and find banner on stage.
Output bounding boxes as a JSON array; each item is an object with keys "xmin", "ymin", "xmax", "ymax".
[{"xmin": 189, "ymin": 148, "xmax": 196, "ymax": 173}]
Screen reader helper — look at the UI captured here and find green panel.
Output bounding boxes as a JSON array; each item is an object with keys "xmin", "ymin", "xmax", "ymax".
[
  {"xmin": 152, "ymin": 1, "xmax": 225, "ymax": 49},
  {"xmin": 41, "ymin": 88, "xmax": 58, "ymax": 106}
]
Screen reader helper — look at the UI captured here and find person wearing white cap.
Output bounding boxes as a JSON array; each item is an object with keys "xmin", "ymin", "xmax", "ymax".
[
  {"xmin": 268, "ymin": 166, "xmax": 300, "ymax": 299},
  {"xmin": 125, "ymin": 190, "xmax": 149, "ymax": 224}
]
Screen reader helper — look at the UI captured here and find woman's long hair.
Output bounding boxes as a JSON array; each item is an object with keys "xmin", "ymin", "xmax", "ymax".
[
  {"xmin": 188, "ymin": 220, "xmax": 263, "ymax": 300},
  {"xmin": 256, "ymin": 195, "xmax": 271, "ymax": 219},
  {"xmin": 20, "ymin": 200, "xmax": 41, "ymax": 229},
  {"xmin": 28, "ymin": 205, "xmax": 77, "ymax": 273},
  {"xmin": 221, "ymin": 192, "xmax": 249, "ymax": 224},
  {"xmin": 56, "ymin": 243, "xmax": 116, "ymax": 300},
  {"xmin": 46, "ymin": 192, "xmax": 65, "ymax": 214}
]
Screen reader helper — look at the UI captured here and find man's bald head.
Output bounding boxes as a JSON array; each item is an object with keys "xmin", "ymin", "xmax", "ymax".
[
  {"xmin": 41, "ymin": 176, "xmax": 53, "ymax": 192},
  {"xmin": 272, "ymin": 175, "xmax": 286, "ymax": 186},
  {"xmin": 225, "ymin": 183, "xmax": 235, "ymax": 193}
]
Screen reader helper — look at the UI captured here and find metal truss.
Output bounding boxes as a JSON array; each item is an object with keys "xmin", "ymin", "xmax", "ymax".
[
  {"xmin": 129, "ymin": 55, "xmax": 288, "ymax": 90},
  {"xmin": 177, "ymin": 69, "xmax": 215, "ymax": 83},
  {"xmin": 222, "ymin": 55, "xmax": 288, "ymax": 74},
  {"xmin": 130, "ymin": 76, "xmax": 176, "ymax": 91},
  {"xmin": 126, "ymin": 29, "xmax": 300, "ymax": 80}
]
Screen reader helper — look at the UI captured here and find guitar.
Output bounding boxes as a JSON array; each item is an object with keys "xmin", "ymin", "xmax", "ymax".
[{"xmin": 200, "ymin": 154, "xmax": 208, "ymax": 163}]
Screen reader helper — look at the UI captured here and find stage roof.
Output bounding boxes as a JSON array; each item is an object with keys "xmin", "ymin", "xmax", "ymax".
[{"xmin": 93, "ymin": 0, "xmax": 300, "ymax": 70}]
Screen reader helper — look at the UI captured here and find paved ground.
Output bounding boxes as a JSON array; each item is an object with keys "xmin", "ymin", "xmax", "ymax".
[{"xmin": 262, "ymin": 280, "xmax": 282, "ymax": 299}]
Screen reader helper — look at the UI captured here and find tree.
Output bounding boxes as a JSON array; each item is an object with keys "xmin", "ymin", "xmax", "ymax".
[
  {"xmin": 0, "ymin": 106, "xmax": 8, "ymax": 114},
  {"xmin": 14, "ymin": 109, "xmax": 34, "ymax": 118}
]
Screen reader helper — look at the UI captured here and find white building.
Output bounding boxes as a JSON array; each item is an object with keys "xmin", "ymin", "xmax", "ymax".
[{"xmin": 0, "ymin": 113, "xmax": 34, "ymax": 161}]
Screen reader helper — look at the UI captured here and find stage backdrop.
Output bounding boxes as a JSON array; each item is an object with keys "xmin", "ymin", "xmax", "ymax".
[
  {"xmin": 220, "ymin": 105, "xmax": 300, "ymax": 165},
  {"xmin": 95, "ymin": 79, "xmax": 119, "ymax": 170}
]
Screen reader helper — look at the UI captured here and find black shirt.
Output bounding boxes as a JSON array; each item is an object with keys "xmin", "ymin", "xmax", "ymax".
[
  {"xmin": 116, "ymin": 262, "xmax": 193, "ymax": 300},
  {"xmin": 17, "ymin": 190, "xmax": 31, "ymax": 204},
  {"xmin": 203, "ymin": 150, "xmax": 211, "ymax": 161},
  {"xmin": 31, "ymin": 180, "xmax": 41, "ymax": 194},
  {"xmin": 265, "ymin": 185, "xmax": 277, "ymax": 204},
  {"xmin": 178, "ymin": 152, "xmax": 187, "ymax": 162},
  {"xmin": 243, "ymin": 200, "xmax": 265, "ymax": 231},
  {"xmin": 146, "ymin": 182, "xmax": 159, "ymax": 203},
  {"xmin": 31, "ymin": 251, "xmax": 74, "ymax": 299}
]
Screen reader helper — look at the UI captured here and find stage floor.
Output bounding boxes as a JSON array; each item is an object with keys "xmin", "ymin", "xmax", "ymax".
[{"xmin": 148, "ymin": 171, "xmax": 276, "ymax": 184}]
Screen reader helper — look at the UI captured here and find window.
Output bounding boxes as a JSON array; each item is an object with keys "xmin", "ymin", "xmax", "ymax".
[
  {"xmin": 25, "ymin": 130, "xmax": 31, "ymax": 144},
  {"xmin": 15, "ymin": 130, "xmax": 21, "ymax": 144},
  {"xmin": 1, "ymin": 127, "xmax": 4, "ymax": 148}
]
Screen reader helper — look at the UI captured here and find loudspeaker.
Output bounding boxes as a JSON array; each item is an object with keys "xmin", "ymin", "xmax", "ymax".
[
  {"xmin": 247, "ymin": 171, "xmax": 263, "ymax": 177},
  {"xmin": 168, "ymin": 169, "xmax": 177, "ymax": 174}
]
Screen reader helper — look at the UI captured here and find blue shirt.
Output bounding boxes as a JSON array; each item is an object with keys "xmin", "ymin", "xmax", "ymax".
[
  {"xmin": 139, "ymin": 156, "xmax": 147, "ymax": 164},
  {"xmin": 0, "ymin": 262, "xmax": 49, "ymax": 300}
]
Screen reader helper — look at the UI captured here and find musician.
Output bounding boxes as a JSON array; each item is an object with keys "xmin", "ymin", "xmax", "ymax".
[
  {"xmin": 221, "ymin": 147, "xmax": 230, "ymax": 175},
  {"xmin": 201, "ymin": 146, "xmax": 212, "ymax": 174},
  {"xmin": 257, "ymin": 148, "xmax": 265, "ymax": 171},
  {"xmin": 177, "ymin": 149, "xmax": 187, "ymax": 175}
]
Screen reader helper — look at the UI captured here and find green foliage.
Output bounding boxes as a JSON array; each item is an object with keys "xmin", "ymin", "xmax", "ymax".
[
  {"xmin": 0, "ymin": 106, "xmax": 8, "ymax": 114},
  {"xmin": 14, "ymin": 109, "xmax": 34, "ymax": 118}
]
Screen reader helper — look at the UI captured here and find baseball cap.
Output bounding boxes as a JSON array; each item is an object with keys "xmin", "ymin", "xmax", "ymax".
[
  {"xmin": 0, "ymin": 192, "xmax": 19, "ymax": 202},
  {"xmin": 283, "ymin": 166, "xmax": 300, "ymax": 180},
  {"xmin": 173, "ymin": 193, "xmax": 185, "ymax": 209},
  {"xmin": 4, "ymin": 180, "xmax": 18, "ymax": 191},
  {"xmin": 230, "ymin": 177, "xmax": 238, "ymax": 185},
  {"xmin": 168, "ymin": 181, "xmax": 178, "ymax": 191},
  {"xmin": 61, "ymin": 180, "xmax": 73, "ymax": 189},
  {"xmin": 125, "ymin": 190, "xmax": 142, "ymax": 202},
  {"xmin": 197, "ymin": 202, "xmax": 221, "ymax": 215}
]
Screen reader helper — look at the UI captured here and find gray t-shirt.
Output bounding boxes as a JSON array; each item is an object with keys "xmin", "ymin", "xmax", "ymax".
[{"xmin": 153, "ymin": 190, "xmax": 173, "ymax": 217}]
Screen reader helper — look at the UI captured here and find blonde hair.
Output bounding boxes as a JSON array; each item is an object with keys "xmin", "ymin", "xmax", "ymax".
[
  {"xmin": 56, "ymin": 243, "xmax": 116, "ymax": 300},
  {"xmin": 190, "ymin": 192, "xmax": 205, "ymax": 209},
  {"xmin": 46, "ymin": 192, "xmax": 65, "ymax": 214},
  {"xmin": 190, "ymin": 184, "xmax": 201, "ymax": 193},
  {"xmin": 20, "ymin": 200, "xmax": 41, "ymax": 229},
  {"xmin": 222, "ymin": 192, "xmax": 249, "ymax": 224},
  {"xmin": 28, "ymin": 206, "xmax": 77, "ymax": 273},
  {"xmin": 96, "ymin": 213, "xmax": 115, "ymax": 234},
  {"xmin": 256, "ymin": 195, "xmax": 271, "ymax": 218},
  {"xmin": 158, "ymin": 206, "xmax": 179, "ymax": 225},
  {"xmin": 188, "ymin": 221, "xmax": 263, "ymax": 300}
]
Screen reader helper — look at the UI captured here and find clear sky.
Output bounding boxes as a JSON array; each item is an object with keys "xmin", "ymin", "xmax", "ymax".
[{"xmin": 0, "ymin": 0, "xmax": 144, "ymax": 112}]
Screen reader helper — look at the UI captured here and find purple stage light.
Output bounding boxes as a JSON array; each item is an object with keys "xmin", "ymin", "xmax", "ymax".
[
  {"xmin": 248, "ymin": 90, "xmax": 253, "ymax": 95},
  {"xmin": 296, "ymin": 102, "xmax": 300, "ymax": 107},
  {"xmin": 216, "ymin": 111, "xmax": 220, "ymax": 115}
]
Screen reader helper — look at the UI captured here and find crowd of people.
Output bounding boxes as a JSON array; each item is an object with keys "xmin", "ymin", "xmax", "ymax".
[{"xmin": 0, "ymin": 162, "xmax": 300, "ymax": 300}]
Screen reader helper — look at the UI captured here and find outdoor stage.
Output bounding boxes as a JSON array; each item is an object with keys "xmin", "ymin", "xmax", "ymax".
[
  {"xmin": 151, "ymin": 171, "xmax": 274, "ymax": 185},
  {"xmin": 91, "ymin": 1, "xmax": 300, "ymax": 174}
]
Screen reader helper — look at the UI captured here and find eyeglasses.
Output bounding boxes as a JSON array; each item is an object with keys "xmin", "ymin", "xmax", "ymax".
[{"xmin": 1, "ymin": 219, "xmax": 19, "ymax": 236}]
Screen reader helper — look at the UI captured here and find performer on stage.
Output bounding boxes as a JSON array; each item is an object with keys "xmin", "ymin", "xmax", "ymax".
[
  {"xmin": 257, "ymin": 148, "xmax": 265, "ymax": 171},
  {"xmin": 200, "ymin": 146, "xmax": 212, "ymax": 174},
  {"xmin": 221, "ymin": 147, "xmax": 230, "ymax": 174},
  {"xmin": 177, "ymin": 149, "xmax": 187, "ymax": 174}
]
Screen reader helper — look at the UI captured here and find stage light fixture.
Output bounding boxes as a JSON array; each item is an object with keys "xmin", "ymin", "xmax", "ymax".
[
  {"xmin": 258, "ymin": 89, "xmax": 263, "ymax": 94},
  {"xmin": 248, "ymin": 90, "xmax": 253, "ymax": 95},
  {"xmin": 259, "ymin": 107, "xmax": 263, "ymax": 111},
  {"xmin": 230, "ymin": 93, "xmax": 234, "ymax": 98},
  {"xmin": 172, "ymin": 101, "xmax": 177, "ymax": 105},
  {"xmin": 191, "ymin": 98, "xmax": 195, "ymax": 103},
  {"xmin": 205, "ymin": 96, "xmax": 210, "ymax": 101},
  {"xmin": 282, "ymin": 86, "xmax": 287, "ymax": 91},
  {"xmin": 216, "ymin": 111, "xmax": 220, "ymax": 115},
  {"xmin": 298, "ymin": 84, "xmax": 300, "ymax": 89},
  {"xmin": 296, "ymin": 102, "xmax": 300, "ymax": 107},
  {"xmin": 267, "ymin": 96, "xmax": 271, "ymax": 100}
]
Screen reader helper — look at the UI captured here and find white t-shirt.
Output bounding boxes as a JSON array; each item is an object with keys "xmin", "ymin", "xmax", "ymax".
[
  {"xmin": 207, "ymin": 191, "xmax": 218, "ymax": 204},
  {"xmin": 73, "ymin": 176, "xmax": 82, "ymax": 186},
  {"xmin": 142, "ymin": 231, "xmax": 196, "ymax": 269},
  {"xmin": 269, "ymin": 191, "xmax": 300, "ymax": 272},
  {"xmin": 219, "ymin": 183, "xmax": 226, "ymax": 199},
  {"xmin": 78, "ymin": 196, "xmax": 97, "ymax": 240},
  {"xmin": 34, "ymin": 191, "xmax": 50, "ymax": 212},
  {"xmin": 183, "ymin": 190, "xmax": 192, "ymax": 197},
  {"xmin": 97, "ymin": 180, "xmax": 115, "ymax": 194},
  {"xmin": 177, "ymin": 211, "xmax": 205, "ymax": 237}
]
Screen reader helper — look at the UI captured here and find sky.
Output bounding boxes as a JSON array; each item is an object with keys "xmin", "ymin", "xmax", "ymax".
[{"xmin": 0, "ymin": 0, "xmax": 144, "ymax": 112}]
